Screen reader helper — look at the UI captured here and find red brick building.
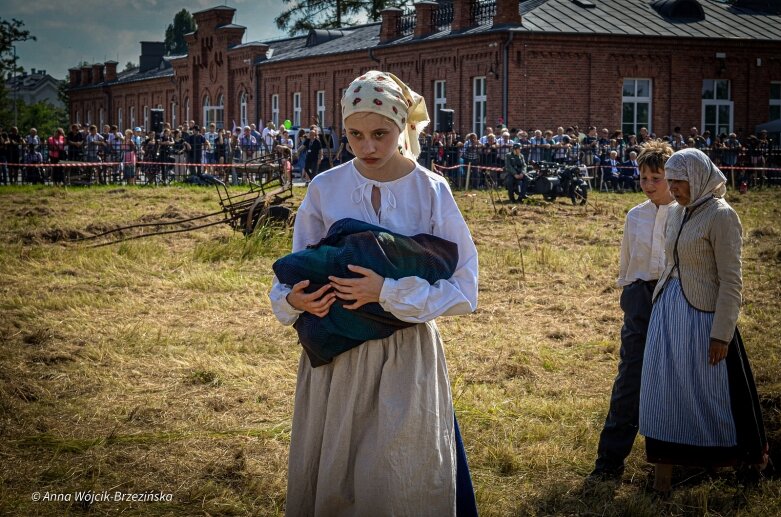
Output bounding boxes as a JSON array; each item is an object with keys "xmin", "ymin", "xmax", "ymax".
[{"xmin": 67, "ymin": 0, "xmax": 781, "ymax": 139}]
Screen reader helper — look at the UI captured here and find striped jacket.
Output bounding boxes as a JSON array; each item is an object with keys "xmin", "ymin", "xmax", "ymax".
[{"xmin": 653, "ymin": 197, "xmax": 743, "ymax": 342}]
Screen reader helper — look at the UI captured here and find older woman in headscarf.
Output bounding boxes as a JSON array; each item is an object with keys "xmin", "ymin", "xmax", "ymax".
[
  {"xmin": 269, "ymin": 71, "xmax": 479, "ymax": 516},
  {"xmin": 639, "ymin": 148, "xmax": 768, "ymax": 493}
]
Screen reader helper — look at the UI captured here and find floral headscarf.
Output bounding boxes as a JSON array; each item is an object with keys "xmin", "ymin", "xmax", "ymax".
[{"xmin": 341, "ymin": 71, "xmax": 429, "ymax": 161}]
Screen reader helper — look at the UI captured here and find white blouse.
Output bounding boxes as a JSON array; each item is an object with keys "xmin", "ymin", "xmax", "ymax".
[
  {"xmin": 617, "ymin": 199, "xmax": 676, "ymax": 287},
  {"xmin": 269, "ymin": 160, "xmax": 479, "ymax": 325}
]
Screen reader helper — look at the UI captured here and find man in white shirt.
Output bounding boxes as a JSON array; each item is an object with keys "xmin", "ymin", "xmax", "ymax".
[
  {"xmin": 261, "ymin": 122, "xmax": 278, "ymax": 154},
  {"xmin": 589, "ymin": 140, "xmax": 676, "ymax": 482}
]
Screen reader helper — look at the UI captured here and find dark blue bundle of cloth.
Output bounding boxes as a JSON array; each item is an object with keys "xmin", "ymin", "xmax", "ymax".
[{"xmin": 272, "ymin": 218, "xmax": 459, "ymax": 367}]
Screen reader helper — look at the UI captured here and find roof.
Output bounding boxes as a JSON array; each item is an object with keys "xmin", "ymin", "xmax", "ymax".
[
  {"xmin": 69, "ymin": 63, "xmax": 174, "ymax": 91},
  {"xmin": 6, "ymin": 72, "xmax": 62, "ymax": 92},
  {"xmin": 518, "ymin": 0, "xmax": 781, "ymax": 40},
  {"xmin": 260, "ymin": 25, "xmax": 380, "ymax": 64},
  {"xmin": 268, "ymin": 0, "xmax": 781, "ymax": 59}
]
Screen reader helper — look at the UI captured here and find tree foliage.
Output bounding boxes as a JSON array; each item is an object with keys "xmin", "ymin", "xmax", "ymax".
[
  {"xmin": 164, "ymin": 9, "xmax": 196, "ymax": 55},
  {"xmin": 275, "ymin": 0, "xmax": 411, "ymax": 35},
  {"xmin": 124, "ymin": 61, "xmax": 136, "ymax": 72},
  {"xmin": 0, "ymin": 18, "xmax": 36, "ymax": 77}
]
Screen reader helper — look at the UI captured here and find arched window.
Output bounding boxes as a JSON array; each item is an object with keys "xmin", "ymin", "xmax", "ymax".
[
  {"xmin": 203, "ymin": 95, "xmax": 212, "ymax": 127},
  {"xmin": 216, "ymin": 95, "xmax": 224, "ymax": 129},
  {"xmin": 184, "ymin": 97, "xmax": 190, "ymax": 126},
  {"xmin": 129, "ymin": 106, "xmax": 136, "ymax": 129},
  {"xmin": 99, "ymin": 108, "xmax": 104, "ymax": 128},
  {"xmin": 118, "ymin": 108, "xmax": 123, "ymax": 130},
  {"xmin": 171, "ymin": 101, "xmax": 176, "ymax": 128},
  {"xmin": 143, "ymin": 105, "xmax": 149, "ymax": 131},
  {"xmin": 240, "ymin": 92, "xmax": 248, "ymax": 128},
  {"xmin": 87, "ymin": 109, "xmax": 92, "ymax": 125}
]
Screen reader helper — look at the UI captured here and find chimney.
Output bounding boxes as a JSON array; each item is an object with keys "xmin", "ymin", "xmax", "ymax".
[
  {"xmin": 104, "ymin": 61, "xmax": 118, "ymax": 82},
  {"xmin": 452, "ymin": 0, "xmax": 477, "ymax": 31},
  {"xmin": 380, "ymin": 8, "xmax": 403, "ymax": 43},
  {"xmin": 31, "ymin": 68, "xmax": 36, "ymax": 74},
  {"xmin": 81, "ymin": 65, "xmax": 92, "ymax": 85},
  {"xmin": 68, "ymin": 68, "xmax": 80, "ymax": 86},
  {"xmin": 494, "ymin": 0, "xmax": 522, "ymax": 26},
  {"xmin": 92, "ymin": 63, "xmax": 104, "ymax": 84},
  {"xmin": 139, "ymin": 41, "xmax": 166, "ymax": 72},
  {"xmin": 414, "ymin": 2, "xmax": 438, "ymax": 38}
]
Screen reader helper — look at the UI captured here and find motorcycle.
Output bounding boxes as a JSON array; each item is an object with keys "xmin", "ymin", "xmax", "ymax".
[{"xmin": 526, "ymin": 161, "xmax": 590, "ymax": 205}]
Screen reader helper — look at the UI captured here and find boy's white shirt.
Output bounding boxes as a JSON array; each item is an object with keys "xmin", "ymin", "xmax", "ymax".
[{"xmin": 617, "ymin": 199, "xmax": 677, "ymax": 287}]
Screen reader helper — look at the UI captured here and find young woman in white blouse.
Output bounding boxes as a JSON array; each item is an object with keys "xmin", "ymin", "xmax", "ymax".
[{"xmin": 269, "ymin": 71, "xmax": 479, "ymax": 516}]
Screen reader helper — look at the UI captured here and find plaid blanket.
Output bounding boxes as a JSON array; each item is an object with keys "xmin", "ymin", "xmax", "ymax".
[{"xmin": 273, "ymin": 218, "xmax": 459, "ymax": 367}]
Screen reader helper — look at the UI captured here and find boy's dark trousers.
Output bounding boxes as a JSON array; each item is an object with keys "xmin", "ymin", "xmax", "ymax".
[{"xmin": 592, "ymin": 279, "xmax": 655, "ymax": 477}]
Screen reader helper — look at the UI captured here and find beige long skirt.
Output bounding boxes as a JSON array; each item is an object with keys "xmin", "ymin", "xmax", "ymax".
[{"xmin": 285, "ymin": 321, "xmax": 457, "ymax": 517}]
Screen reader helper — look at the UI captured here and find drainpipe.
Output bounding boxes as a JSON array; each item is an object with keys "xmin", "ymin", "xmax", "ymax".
[
  {"xmin": 368, "ymin": 47, "xmax": 381, "ymax": 63},
  {"xmin": 255, "ymin": 64, "xmax": 261, "ymax": 127},
  {"xmin": 502, "ymin": 31, "xmax": 514, "ymax": 128}
]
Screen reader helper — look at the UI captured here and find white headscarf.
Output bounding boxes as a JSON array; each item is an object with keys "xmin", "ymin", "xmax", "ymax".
[
  {"xmin": 341, "ymin": 71, "xmax": 429, "ymax": 161},
  {"xmin": 665, "ymin": 148, "xmax": 727, "ymax": 208}
]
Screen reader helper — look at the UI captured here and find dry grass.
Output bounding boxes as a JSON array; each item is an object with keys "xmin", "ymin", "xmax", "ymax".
[{"xmin": 1, "ymin": 183, "xmax": 779, "ymax": 516}]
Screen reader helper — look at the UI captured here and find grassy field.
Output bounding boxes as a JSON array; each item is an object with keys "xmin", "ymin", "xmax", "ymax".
[{"xmin": 0, "ymin": 183, "xmax": 779, "ymax": 516}]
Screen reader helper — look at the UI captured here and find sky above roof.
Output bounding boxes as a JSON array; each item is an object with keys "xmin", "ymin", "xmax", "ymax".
[{"xmin": 2, "ymin": 0, "xmax": 290, "ymax": 80}]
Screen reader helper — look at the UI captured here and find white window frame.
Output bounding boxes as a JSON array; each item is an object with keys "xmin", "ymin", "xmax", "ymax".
[
  {"xmin": 240, "ymin": 92, "xmax": 248, "ymax": 128},
  {"xmin": 143, "ymin": 105, "xmax": 149, "ymax": 132},
  {"xmin": 99, "ymin": 108, "xmax": 104, "ymax": 128},
  {"xmin": 185, "ymin": 98, "xmax": 190, "ymax": 125},
  {"xmin": 76, "ymin": 111, "xmax": 81, "ymax": 125},
  {"xmin": 170, "ymin": 102, "xmax": 176, "ymax": 128},
  {"xmin": 770, "ymin": 81, "xmax": 781, "ymax": 121},
  {"xmin": 472, "ymin": 77, "xmax": 486, "ymax": 137},
  {"xmin": 271, "ymin": 94, "xmax": 279, "ymax": 127},
  {"xmin": 87, "ymin": 109, "xmax": 92, "ymax": 125},
  {"xmin": 433, "ymin": 80, "xmax": 446, "ymax": 132},
  {"xmin": 118, "ymin": 108, "xmax": 123, "ymax": 130},
  {"xmin": 216, "ymin": 95, "xmax": 224, "ymax": 129},
  {"xmin": 316, "ymin": 90, "xmax": 325, "ymax": 128},
  {"xmin": 701, "ymin": 79, "xmax": 733, "ymax": 136},
  {"xmin": 202, "ymin": 95, "xmax": 212, "ymax": 127},
  {"xmin": 621, "ymin": 78, "xmax": 652, "ymax": 136},
  {"xmin": 293, "ymin": 92, "xmax": 301, "ymax": 127},
  {"xmin": 129, "ymin": 106, "xmax": 135, "ymax": 129}
]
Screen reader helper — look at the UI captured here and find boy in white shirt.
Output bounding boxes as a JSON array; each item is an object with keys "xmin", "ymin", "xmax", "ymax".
[{"xmin": 589, "ymin": 140, "xmax": 676, "ymax": 481}]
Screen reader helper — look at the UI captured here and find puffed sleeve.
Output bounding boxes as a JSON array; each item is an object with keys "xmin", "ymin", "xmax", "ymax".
[
  {"xmin": 268, "ymin": 184, "xmax": 327, "ymax": 326},
  {"xmin": 378, "ymin": 181, "xmax": 478, "ymax": 323},
  {"xmin": 710, "ymin": 205, "xmax": 743, "ymax": 342}
]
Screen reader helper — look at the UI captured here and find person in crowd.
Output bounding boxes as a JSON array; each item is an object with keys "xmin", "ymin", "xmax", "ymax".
[
  {"xmin": 582, "ymin": 126, "xmax": 601, "ymax": 182},
  {"xmin": 239, "ymin": 126, "xmax": 257, "ymax": 163},
  {"xmin": 590, "ymin": 140, "xmax": 676, "ymax": 482},
  {"xmin": 504, "ymin": 142, "xmax": 528, "ymax": 203},
  {"xmin": 496, "ymin": 130, "xmax": 512, "ymax": 164},
  {"xmin": 462, "ymin": 133, "xmax": 480, "ymax": 187},
  {"xmin": 670, "ymin": 127, "xmax": 685, "ymax": 151},
  {"xmin": 158, "ymin": 128, "xmax": 175, "ymax": 182},
  {"xmin": 528, "ymin": 129, "xmax": 547, "ymax": 164},
  {"xmin": 24, "ymin": 140, "xmax": 44, "ymax": 184},
  {"xmin": 639, "ymin": 127, "xmax": 650, "ymax": 143},
  {"xmin": 279, "ymin": 146, "xmax": 293, "ymax": 188},
  {"xmin": 620, "ymin": 150, "xmax": 640, "ymax": 192},
  {"xmin": 84, "ymin": 124, "xmax": 106, "ymax": 183},
  {"xmin": 639, "ymin": 147, "xmax": 768, "ymax": 494},
  {"xmin": 186, "ymin": 125, "xmax": 208, "ymax": 176},
  {"xmin": 602, "ymin": 150, "xmax": 623, "ymax": 192},
  {"xmin": 720, "ymin": 132, "xmax": 741, "ymax": 170},
  {"xmin": 203, "ymin": 122, "xmax": 218, "ymax": 174},
  {"xmin": 335, "ymin": 128, "xmax": 354, "ymax": 166},
  {"xmin": 47, "ymin": 128, "xmax": 66, "ymax": 185},
  {"xmin": 269, "ymin": 69, "xmax": 478, "ymax": 517},
  {"xmin": 122, "ymin": 128, "xmax": 138, "ymax": 186},
  {"xmin": 299, "ymin": 126, "xmax": 323, "ymax": 183},
  {"xmin": 0, "ymin": 129, "xmax": 9, "ymax": 185},
  {"xmin": 552, "ymin": 126, "xmax": 566, "ymax": 144},
  {"xmin": 480, "ymin": 126, "xmax": 495, "ymax": 145},
  {"xmin": 261, "ymin": 121, "xmax": 278, "ymax": 154},
  {"xmin": 171, "ymin": 129, "xmax": 190, "ymax": 181},
  {"xmin": 517, "ymin": 130, "xmax": 531, "ymax": 162},
  {"xmin": 597, "ymin": 128, "xmax": 611, "ymax": 164}
]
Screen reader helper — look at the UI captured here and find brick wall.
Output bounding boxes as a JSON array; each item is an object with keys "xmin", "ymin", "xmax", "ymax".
[{"xmin": 68, "ymin": 11, "xmax": 781, "ymax": 140}]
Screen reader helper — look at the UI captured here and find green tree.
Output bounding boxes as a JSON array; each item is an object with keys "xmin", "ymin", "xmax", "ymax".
[
  {"xmin": 0, "ymin": 18, "xmax": 35, "ymax": 77},
  {"xmin": 12, "ymin": 98, "xmax": 68, "ymax": 136},
  {"xmin": 124, "ymin": 61, "xmax": 136, "ymax": 71},
  {"xmin": 164, "ymin": 9, "xmax": 196, "ymax": 55},
  {"xmin": 275, "ymin": 0, "xmax": 411, "ymax": 35}
]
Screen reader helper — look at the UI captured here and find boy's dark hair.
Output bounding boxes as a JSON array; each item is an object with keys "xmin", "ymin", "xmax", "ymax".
[{"xmin": 636, "ymin": 139, "xmax": 673, "ymax": 172}]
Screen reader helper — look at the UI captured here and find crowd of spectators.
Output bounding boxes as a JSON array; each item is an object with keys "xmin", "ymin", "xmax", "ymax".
[
  {"xmin": 0, "ymin": 119, "xmax": 777, "ymax": 188},
  {"xmin": 0, "ymin": 119, "xmax": 352, "ymax": 186},
  {"xmin": 419, "ymin": 124, "xmax": 778, "ymax": 189}
]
